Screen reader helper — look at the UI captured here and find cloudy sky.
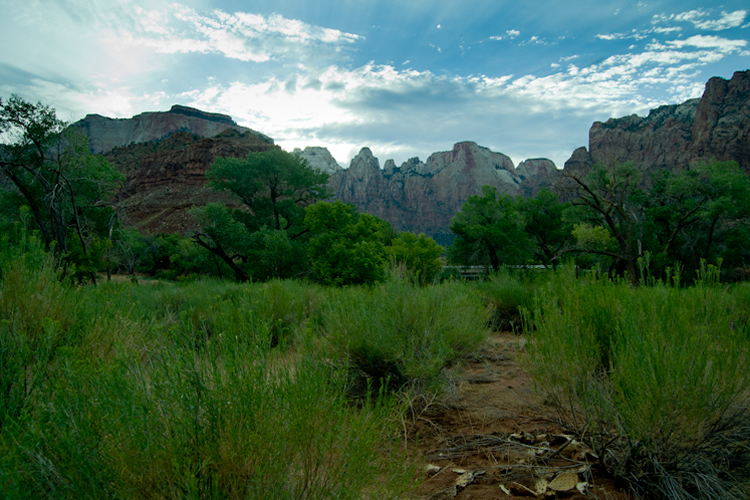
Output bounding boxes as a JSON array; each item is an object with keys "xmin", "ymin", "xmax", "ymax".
[{"xmin": 1, "ymin": 0, "xmax": 748, "ymax": 168}]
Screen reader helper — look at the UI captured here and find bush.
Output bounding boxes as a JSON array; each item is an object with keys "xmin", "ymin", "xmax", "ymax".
[
  {"xmin": 0, "ymin": 278, "xmax": 415, "ymax": 499},
  {"xmin": 318, "ymin": 279, "xmax": 488, "ymax": 395},
  {"xmin": 525, "ymin": 267, "xmax": 750, "ymax": 498},
  {"xmin": 475, "ymin": 269, "xmax": 534, "ymax": 332}
]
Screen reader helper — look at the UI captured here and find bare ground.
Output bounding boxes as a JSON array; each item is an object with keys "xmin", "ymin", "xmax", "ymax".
[{"xmin": 406, "ymin": 331, "xmax": 632, "ymax": 500}]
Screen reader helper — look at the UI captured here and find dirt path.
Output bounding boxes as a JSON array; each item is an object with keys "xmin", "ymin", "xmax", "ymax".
[{"xmin": 407, "ymin": 332, "xmax": 631, "ymax": 500}]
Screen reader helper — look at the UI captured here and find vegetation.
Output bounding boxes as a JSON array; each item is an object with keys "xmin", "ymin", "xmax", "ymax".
[
  {"xmin": 0, "ymin": 95, "xmax": 124, "ymax": 283},
  {"xmin": 525, "ymin": 264, "xmax": 750, "ymax": 498},
  {"xmin": 4, "ymin": 95, "xmax": 750, "ymax": 499},
  {"xmin": 191, "ymin": 148, "xmax": 330, "ymax": 281}
]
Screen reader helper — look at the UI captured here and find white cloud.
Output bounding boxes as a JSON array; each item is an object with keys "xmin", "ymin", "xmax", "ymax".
[
  {"xmin": 133, "ymin": 4, "xmax": 363, "ymax": 63},
  {"xmin": 506, "ymin": 29, "xmax": 520, "ymax": 38},
  {"xmin": 666, "ymin": 35, "xmax": 747, "ymax": 52},
  {"xmin": 657, "ymin": 9, "xmax": 747, "ymax": 31}
]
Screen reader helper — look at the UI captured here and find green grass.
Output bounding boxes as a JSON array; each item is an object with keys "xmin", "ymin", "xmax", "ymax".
[
  {"xmin": 0, "ymin": 246, "xmax": 417, "ymax": 499},
  {"xmin": 525, "ymin": 266, "xmax": 750, "ymax": 499},
  {"xmin": 316, "ymin": 278, "xmax": 489, "ymax": 395}
]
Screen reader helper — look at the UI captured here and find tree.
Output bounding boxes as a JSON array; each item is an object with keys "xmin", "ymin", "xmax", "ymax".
[
  {"xmin": 559, "ymin": 162, "xmax": 644, "ymax": 285},
  {"xmin": 644, "ymin": 161, "xmax": 750, "ymax": 272},
  {"xmin": 0, "ymin": 95, "xmax": 123, "ymax": 281},
  {"xmin": 448, "ymin": 186, "xmax": 532, "ymax": 271},
  {"xmin": 387, "ymin": 232, "xmax": 443, "ymax": 284},
  {"xmin": 304, "ymin": 200, "xmax": 388, "ymax": 286},
  {"xmin": 191, "ymin": 148, "xmax": 329, "ymax": 281},
  {"xmin": 516, "ymin": 188, "xmax": 573, "ymax": 267}
]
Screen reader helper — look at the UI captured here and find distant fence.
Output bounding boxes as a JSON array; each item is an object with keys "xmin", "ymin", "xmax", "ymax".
[{"xmin": 442, "ymin": 265, "xmax": 551, "ymax": 279}]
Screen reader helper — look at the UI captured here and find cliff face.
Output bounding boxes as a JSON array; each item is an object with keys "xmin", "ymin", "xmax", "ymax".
[
  {"xmin": 93, "ymin": 70, "xmax": 750, "ymax": 240},
  {"xmin": 110, "ymin": 129, "xmax": 274, "ymax": 234},
  {"xmin": 328, "ymin": 142, "xmax": 549, "ymax": 243},
  {"xmin": 568, "ymin": 70, "xmax": 750, "ymax": 177},
  {"xmin": 74, "ymin": 104, "xmax": 272, "ymax": 154}
]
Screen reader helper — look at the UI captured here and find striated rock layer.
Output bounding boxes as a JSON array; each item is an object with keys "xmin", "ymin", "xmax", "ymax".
[
  {"xmin": 328, "ymin": 142, "xmax": 549, "ymax": 244},
  {"xmin": 110, "ymin": 129, "xmax": 274, "ymax": 233},
  {"xmin": 73, "ymin": 104, "xmax": 272, "ymax": 154},
  {"xmin": 563, "ymin": 70, "xmax": 750, "ymax": 178}
]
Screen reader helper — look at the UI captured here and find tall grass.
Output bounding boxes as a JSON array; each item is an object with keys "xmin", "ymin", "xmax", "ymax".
[
  {"xmin": 525, "ymin": 266, "xmax": 750, "ymax": 499},
  {"xmin": 317, "ymin": 279, "xmax": 488, "ymax": 395},
  {"xmin": 0, "ymin": 246, "xmax": 416, "ymax": 498},
  {"xmin": 474, "ymin": 269, "xmax": 535, "ymax": 332}
]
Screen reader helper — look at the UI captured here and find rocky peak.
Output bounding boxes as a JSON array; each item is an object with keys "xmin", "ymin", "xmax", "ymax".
[
  {"xmin": 72, "ymin": 105, "xmax": 271, "ymax": 154},
  {"xmin": 348, "ymin": 147, "xmax": 381, "ymax": 179},
  {"xmin": 568, "ymin": 70, "xmax": 750, "ymax": 180},
  {"xmin": 293, "ymin": 146, "xmax": 343, "ymax": 175}
]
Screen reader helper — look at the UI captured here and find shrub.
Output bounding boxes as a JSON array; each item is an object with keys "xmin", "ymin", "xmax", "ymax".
[
  {"xmin": 525, "ymin": 267, "xmax": 750, "ymax": 499},
  {"xmin": 475, "ymin": 269, "xmax": 534, "ymax": 332},
  {"xmin": 319, "ymin": 279, "xmax": 488, "ymax": 395}
]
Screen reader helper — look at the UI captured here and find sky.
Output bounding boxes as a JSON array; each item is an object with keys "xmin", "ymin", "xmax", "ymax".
[{"xmin": 1, "ymin": 0, "xmax": 749, "ymax": 169}]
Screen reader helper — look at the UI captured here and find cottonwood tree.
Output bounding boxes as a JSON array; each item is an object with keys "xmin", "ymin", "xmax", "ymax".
[
  {"xmin": 557, "ymin": 162, "xmax": 644, "ymax": 285},
  {"xmin": 448, "ymin": 185, "xmax": 532, "ymax": 271},
  {"xmin": 0, "ymin": 95, "xmax": 123, "ymax": 281},
  {"xmin": 191, "ymin": 148, "xmax": 329, "ymax": 281},
  {"xmin": 644, "ymin": 160, "xmax": 750, "ymax": 272},
  {"xmin": 304, "ymin": 200, "xmax": 388, "ymax": 286}
]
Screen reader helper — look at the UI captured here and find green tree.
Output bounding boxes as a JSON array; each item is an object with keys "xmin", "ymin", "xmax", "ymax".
[
  {"xmin": 644, "ymin": 160, "xmax": 750, "ymax": 273},
  {"xmin": 559, "ymin": 162, "xmax": 644, "ymax": 285},
  {"xmin": 387, "ymin": 232, "xmax": 443, "ymax": 284},
  {"xmin": 516, "ymin": 188, "xmax": 573, "ymax": 267},
  {"xmin": 448, "ymin": 186, "xmax": 532, "ymax": 271},
  {"xmin": 0, "ymin": 95, "xmax": 123, "ymax": 281},
  {"xmin": 191, "ymin": 149, "xmax": 329, "ymax": 281},
  {"xmin": 304, "ymin": 200, "xmax": 387, "ymax": 286}
]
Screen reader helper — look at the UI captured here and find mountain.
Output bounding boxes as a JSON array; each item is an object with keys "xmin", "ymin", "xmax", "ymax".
[
  {"xmin": 74, "ymin": 69, "xmax": 749, "ymax": 242},
  {"xmin": 563, "ymin": 69, "xmax": 750, "ymax": 178},
  {"xmin": 108, "ymin": 129, "xmax": 274, "ymax": 233},
  {"xmin": 327, "ymin": 142, "xmax": 551, "ymax": 244},
  {"xmin": 73, "ymin": 104, "xmax": 272, "ymax": 154}
]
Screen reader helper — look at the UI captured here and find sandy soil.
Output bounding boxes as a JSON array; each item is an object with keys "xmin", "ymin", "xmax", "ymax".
[{"xmin": 407, "ymin": 332, "xmax": 632, "ymax": 500}]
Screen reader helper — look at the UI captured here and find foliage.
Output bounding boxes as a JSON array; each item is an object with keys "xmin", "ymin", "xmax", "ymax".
[
  {"xmin": 516, "ymin": 188, "xmax": 573, "ymax": 267},
  {"xmin": 305, "ymin": 200, "xmax": 388, "ymax": 286},
  {"xmin": 387, "ymin": 231, "xmax": 443, "ymax": 284},
  {"xmin": 0, "ymin": 95, "xmax": 123, "ymax": 279},
  {"xmin": 0, "ymin": 222, "xmax": 80, "ymax": 434},
  {"xmin": 475, "ymin": 269, "xmax": 534, "ymax": 332},
  {"xmin": 449, "ymin": 185, "xmax": 532, "ymax": 270},
  {"xmin": 559, "ymin": 162, "xmax": 644, "ymax": 285},
  {"xmin": 192, "ymin": 148, "xmax": 329, "ymax": 281},
  {"xmin": 317, "ymin": 279, "xmax": 488, "ymax": 394},
  {"xmin": 525, "ymin": 266, "xmax": 750, "ymax": 498},
  {"xmin": 0, "ymin": 264, "xmax": 416, "ymax": 499}
]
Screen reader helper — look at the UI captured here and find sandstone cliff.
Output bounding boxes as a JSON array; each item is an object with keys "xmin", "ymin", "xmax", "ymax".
[
  {"xmin": 293, "ymin": 146, "xmax": 343, "ymax": 174},
  {"xmin": 110, "ymin": 129, "xmax": 274, "ymax": 233},
  {"xmin": 564, "ymin": 70, "xmax": 750, "ymax": 178},
  {"xmin": 74, "ymin": 104, "xmax": 272, "ymax": 154},
  {"xmin": 328, "ymin": 142, "xmax": 553, "ymax": 244}
]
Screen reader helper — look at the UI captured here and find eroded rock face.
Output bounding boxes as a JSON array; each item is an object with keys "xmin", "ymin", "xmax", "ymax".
[
  {"xmin": 73, "ymin": 104, "xmax": 272, "ymax": 154},
  {"xmin": 328, "ymin": 142, "xmax": 553, "ymax": 244},
  {"xmin": 567, "ymin": 70, "xmax": 750, "ymax": 177},
  {"xmin": 691, "ymin": 71, "xmax": 750, "ymax": 171},
  {"xmin": 111, "ymin": 129, "xmax": 274, "ymax": 234},
  {"xmin": 293, "ymin": 146, "xmax": 343, "ymax": 174}
]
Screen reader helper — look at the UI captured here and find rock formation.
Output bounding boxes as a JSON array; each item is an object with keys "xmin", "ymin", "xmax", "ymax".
[
  {"xmin": 73, "ymin": 104, "xmax": 272, "ymax": 154},
  {"xmin": 328, "ymin": 142, "xmax": 551, "ymax": 244},
  {"xmin": 109, "ymin": 129, "xmax": 274, "ymax": 233},
  {"xmin": 564, "ymin": 70, "xmax": 750, "ymax": 178},
  {"xmin": 69, "ymin": 70, "xmax": 749, "ymax": 243},
  {"xmin": 293, "ymin": 146, "xmax": 343, "ymax": 174}
]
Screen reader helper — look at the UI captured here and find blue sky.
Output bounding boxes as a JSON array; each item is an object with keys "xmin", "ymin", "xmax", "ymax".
[{"xmin": 1, "ymin": 0, "xmax": 749, "ymax": 168}]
